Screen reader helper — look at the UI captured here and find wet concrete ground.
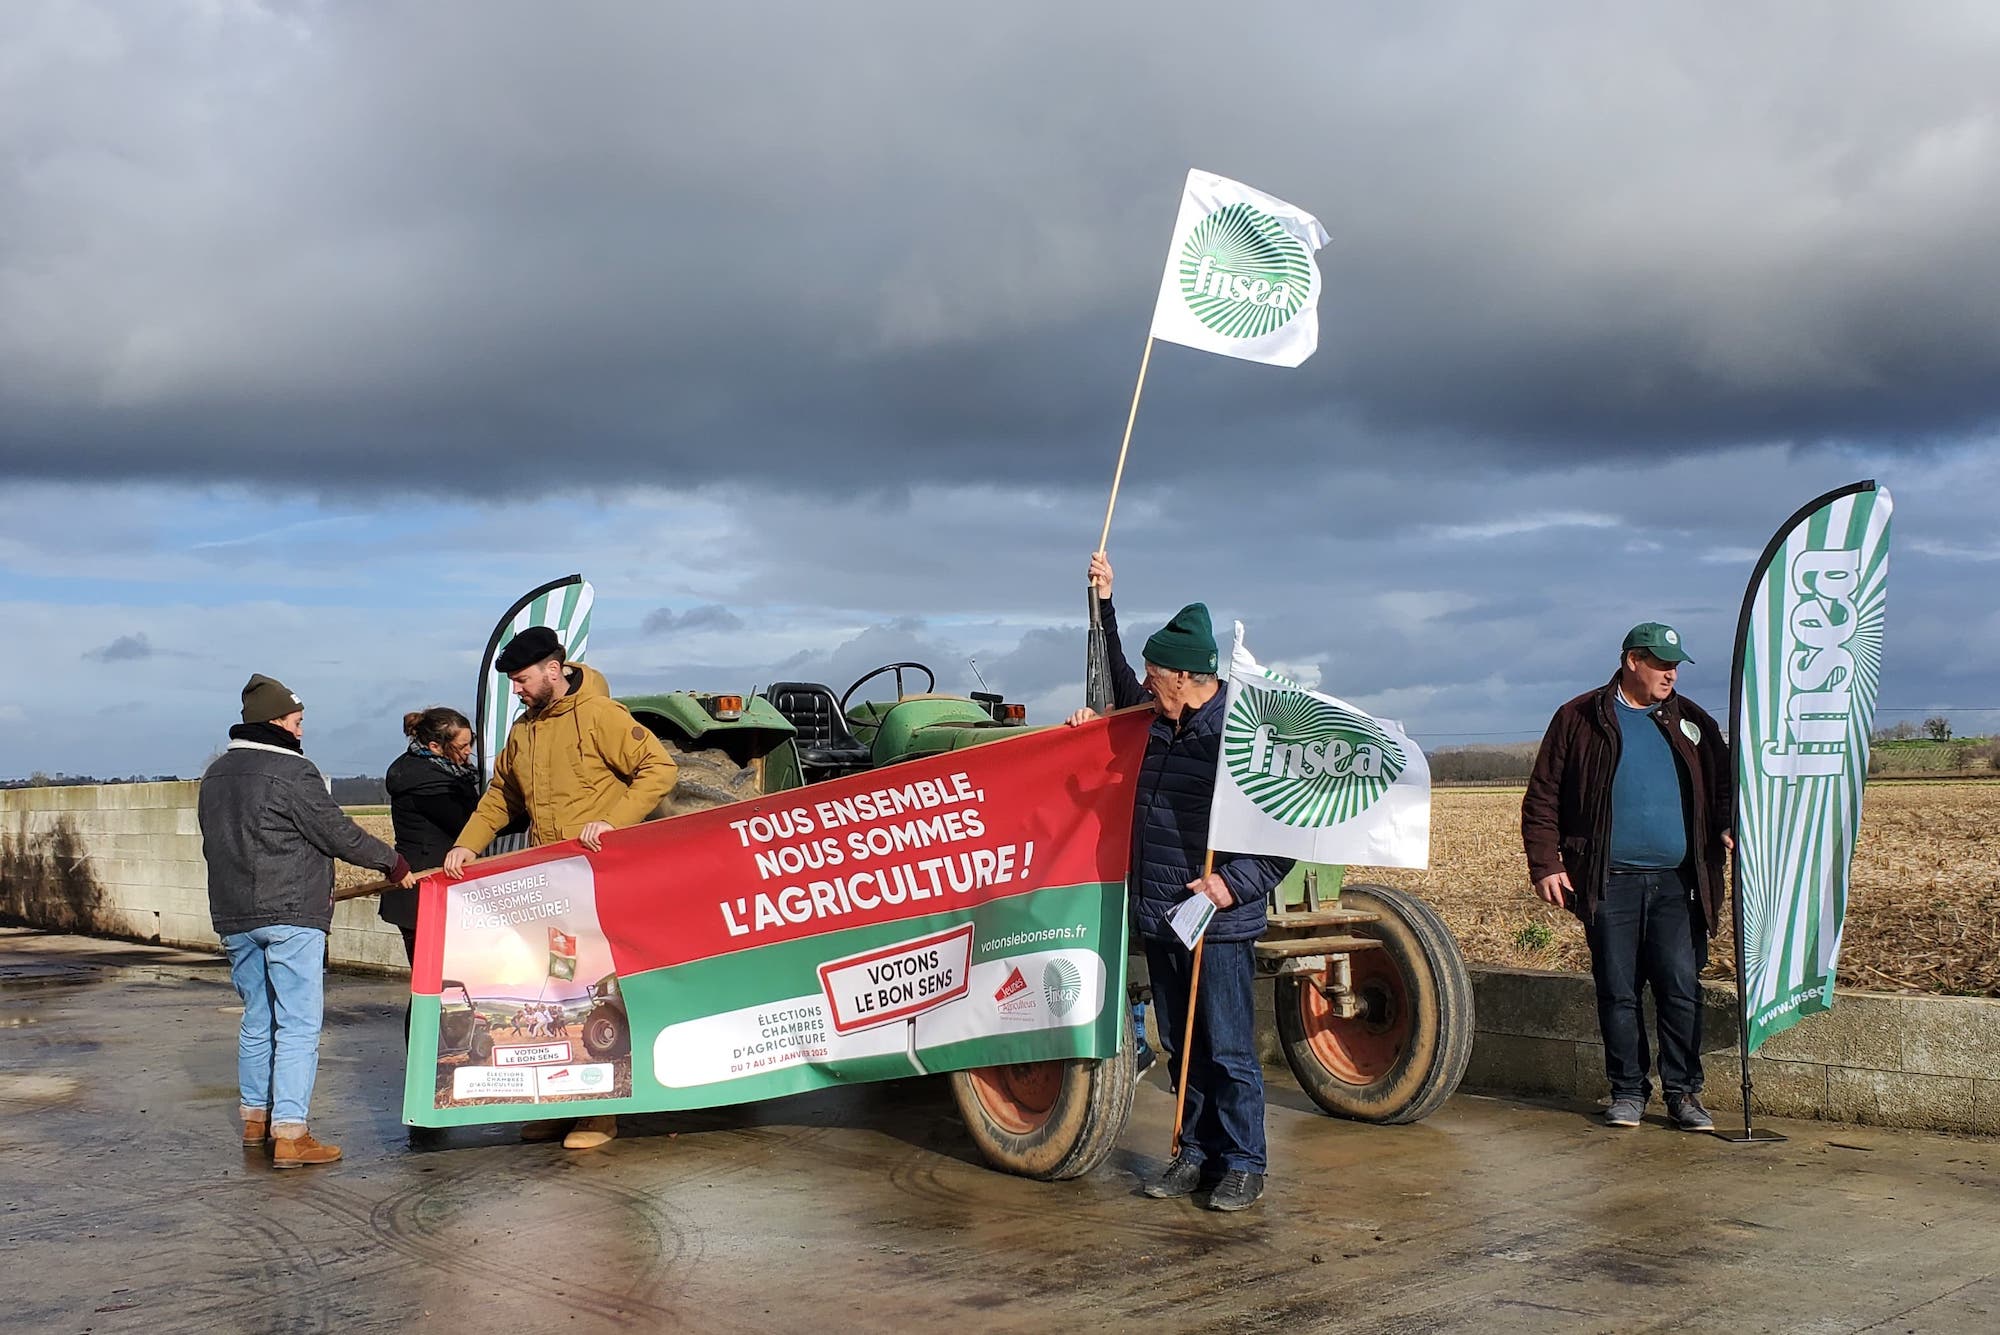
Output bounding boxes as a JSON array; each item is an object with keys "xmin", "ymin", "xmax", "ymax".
[{"xmin": 1, "ymin": 927, "xmax": 1996, "ymax": 1335}]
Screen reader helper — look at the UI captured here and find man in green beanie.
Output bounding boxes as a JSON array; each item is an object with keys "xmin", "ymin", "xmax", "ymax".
[
  {"xmin": 1066, "ymin": 551, "xmax": 1292, "ymax": 1212},
  {"xmin": 199, "ymin": 673, "xmax": 417, "ymax": 1168}
]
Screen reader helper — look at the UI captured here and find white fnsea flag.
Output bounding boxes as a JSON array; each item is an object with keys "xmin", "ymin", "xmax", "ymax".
[
  {"xmin": 1148, "ymin": 169, "xmax": 1330, "ymax": 368},
  {"xmin": 1207, "ymin": 624, "xmax": 1430, "ymax": 868}
]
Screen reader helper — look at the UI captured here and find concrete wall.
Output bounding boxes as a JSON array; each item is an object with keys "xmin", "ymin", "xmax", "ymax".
[
  {"xmin": 0, "ymin": 781, "xmax": 407, "ymax": 972},
  {"xmin": 1463, "ymin": 965, "xmax": 2000, "ymax": 1137}
]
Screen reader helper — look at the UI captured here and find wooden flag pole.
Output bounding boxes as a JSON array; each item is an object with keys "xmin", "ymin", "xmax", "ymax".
[
  {"xmin": 1169, "ymin": 849, "xmax": 1215, "ymax": 1157},
  {"xmin": 1097, "ymin": 337, "xmax": 1157, "ymax": 554},
  {"xmin": 334, "ymin": 867, "xmax": 440, "ymax": 903}
]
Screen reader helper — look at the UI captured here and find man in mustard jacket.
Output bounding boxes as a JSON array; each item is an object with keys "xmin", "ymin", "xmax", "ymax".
[{"xmin": 444, "ymin": 625, "xmax": 677, "ymax": 1149}]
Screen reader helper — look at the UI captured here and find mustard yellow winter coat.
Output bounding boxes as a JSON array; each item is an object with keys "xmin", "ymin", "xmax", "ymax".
[{"xmin": 455, "ymin": 663, "xmax": 678, "ymax": 853}]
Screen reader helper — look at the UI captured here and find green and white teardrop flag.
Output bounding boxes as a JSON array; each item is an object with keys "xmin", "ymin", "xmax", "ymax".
[
  {"xmin": 474, "ymin": 573, "xmax": 595, "ymax": 787},
  {"xmin": 1731, "ymin": 482, "xmax": 1891, "ymax": 1054},
  {"xmin": 1148, "ymin": 169, "xmax": 1330, "ymax": 368},
  {"xmin": 1207, "ymin": 623, "xmax": 1430, "ymax": 867}
]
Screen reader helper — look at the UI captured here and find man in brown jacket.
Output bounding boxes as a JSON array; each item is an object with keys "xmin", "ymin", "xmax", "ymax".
[
  {"xmin": 1521, "ymin": 622, "xmax": 1732, "ymax": 1132},
  {"xmin": 444, "ymin": 625, "xmax": 678, "ymax": 1149}
]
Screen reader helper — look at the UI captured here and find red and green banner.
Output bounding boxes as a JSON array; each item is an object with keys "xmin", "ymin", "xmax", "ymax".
[{"xmin": 402, "ymin": 711, "xmax": 1150, "ymax": 1126}]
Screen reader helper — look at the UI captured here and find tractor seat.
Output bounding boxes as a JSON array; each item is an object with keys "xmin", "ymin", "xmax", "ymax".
[{"xmin": 763, "ymin": 682, "xmax": 874, "ymax": 778}]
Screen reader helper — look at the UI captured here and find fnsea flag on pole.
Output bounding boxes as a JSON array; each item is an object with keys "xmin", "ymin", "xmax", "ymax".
[
  {"xmin": 1148, "ymin": 169, "xmax": 1331, "ymax": 369},
  {"xmin": 1731, "ymin": 483, "xmax": 1892, "ymax": 1054},
  {"xmin": 1207, "ymin": 624, "xmax": 1430, "ymax": 868}
]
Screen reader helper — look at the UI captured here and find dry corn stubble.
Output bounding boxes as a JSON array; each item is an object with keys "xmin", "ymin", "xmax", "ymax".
[{"xmin": 1361, "ymin": 783, "xmax": 2000, "ymax": 997}]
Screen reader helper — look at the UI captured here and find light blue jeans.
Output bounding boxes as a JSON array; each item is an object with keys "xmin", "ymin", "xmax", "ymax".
[{"xmin": 222, "ymin": 925, "xmax": 327, "ymax": 1127}]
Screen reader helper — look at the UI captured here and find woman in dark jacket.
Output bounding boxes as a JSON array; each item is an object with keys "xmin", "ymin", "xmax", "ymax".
[{"xmin": 383, "ymin": 706, "xmax": 482, "ymax": 965}]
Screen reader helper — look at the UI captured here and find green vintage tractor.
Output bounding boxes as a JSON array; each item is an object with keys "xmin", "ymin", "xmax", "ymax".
[{"xmin": 620, "ymin": 660, "xmax": 1473, "ymax": 1180}]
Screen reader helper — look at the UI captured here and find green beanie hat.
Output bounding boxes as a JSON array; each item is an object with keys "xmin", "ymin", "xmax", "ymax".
[
  {"xmin": 241, "ymin": 673, "xmax": 303, "ymax": 724},
  {"xmin": 1143, "ymin": 603, "xmax": 1219, "ymax": 675}
]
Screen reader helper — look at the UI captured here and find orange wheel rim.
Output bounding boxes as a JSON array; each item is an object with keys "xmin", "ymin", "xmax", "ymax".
[
  {"xmin": 968, "ymin": 1061, "xmax": 1063, "ymax": 1134},
  {"xmin": 1299, "ymin": 950, "xmax": 1411, "ymax": 1084}
]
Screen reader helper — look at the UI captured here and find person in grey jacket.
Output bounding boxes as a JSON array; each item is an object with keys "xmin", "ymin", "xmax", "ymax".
[{"xmin": 199, "ymin": 673, "xmax": 415, "ymax": 1168}]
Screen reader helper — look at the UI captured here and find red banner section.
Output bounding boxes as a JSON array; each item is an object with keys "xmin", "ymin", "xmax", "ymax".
[{"xmin": 413, "ymin": 709, "xmax": 1149, "ymax": 990}]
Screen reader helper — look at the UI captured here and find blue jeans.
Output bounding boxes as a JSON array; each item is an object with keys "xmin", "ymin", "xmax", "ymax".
[
  {"xmin": 1585, "ymin": 869, "xmax": 1704, "ymax": 1101},
  {"xmin": 1144, "ymin": 935, "xmax": 1266, "ymax": 1173},
  {"xmin": 223, "ymin": 925, "xmax": 327, "ymax": 1126}
]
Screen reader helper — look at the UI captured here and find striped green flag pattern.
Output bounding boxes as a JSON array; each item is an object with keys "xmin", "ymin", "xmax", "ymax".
[
  {"xmin": 477, "ymin": 575, "xmax": 595, "ymax": 788},
  {"xmin": 1733, "ymin": 484, "xmax": 1892, "ymax": 1053}
]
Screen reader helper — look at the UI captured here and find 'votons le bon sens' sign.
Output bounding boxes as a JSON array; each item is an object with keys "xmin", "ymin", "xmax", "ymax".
[{"xmin": 401, "ymin": 711, "xmax": 1151, "ymax": 1126}]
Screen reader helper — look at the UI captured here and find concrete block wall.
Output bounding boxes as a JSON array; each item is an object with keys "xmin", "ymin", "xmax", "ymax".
[
  {"xmin": 0, "ymin": 781, "xmax": 408, "ymax": 974},
  {"xmin": 1464, "ymin": 964, "xmax": 2000, "ymax": 1137}
]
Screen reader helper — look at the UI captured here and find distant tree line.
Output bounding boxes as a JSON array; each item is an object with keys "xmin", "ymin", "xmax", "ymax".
[
  {"xmin": 3, "ymin": 773, "xmax": 395, "ymax": 801},
  {"xmin": 2, "ymin": 773, "xmax": 184, "ymax": 790}
]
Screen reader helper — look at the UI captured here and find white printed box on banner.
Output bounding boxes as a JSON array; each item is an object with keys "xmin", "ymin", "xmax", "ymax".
[
  {"xmin": 495, "ymin": 1042, "xmax": 572, "ymax": 1067},
  {"xmin": 537, "ymin": 1063, "xmax": 615, "ymax": 1096},
  {"xmin": 818, "ymin": 923, "xmax": 973, "ymax": 1035},
  {"xmin": 453, "ymin": 1066, "xmax": 535, "ymax": 1100}
]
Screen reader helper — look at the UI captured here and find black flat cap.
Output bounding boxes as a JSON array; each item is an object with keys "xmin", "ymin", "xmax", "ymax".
[{"xmin": 495, "ymin": 625, "xmax": 565, "ymax": 673}]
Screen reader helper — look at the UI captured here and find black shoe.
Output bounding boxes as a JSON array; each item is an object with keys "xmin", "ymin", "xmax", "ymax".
[
  {"xmin": 1666, "ymin": 1093, "xmax": 1714, "ymax": 1131},
  {"xmin": 1142, "ymin": 1154, "xmax": 1205, "ymax": 1199},
  {"xmin": 1604, "ymin": 1096, "xmax": 1646, "ymax": 1127},
  {"xmin": 1135, "ymin": 1045, "xmax": 1157, "ymax": 1075},
  {"xmin": 1206, "ymin": 1169, "xmax": 1265, "ymax": 1212}
]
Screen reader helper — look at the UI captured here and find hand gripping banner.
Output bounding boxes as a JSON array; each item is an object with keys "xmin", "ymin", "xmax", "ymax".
[
  {"xmin": 402, "ymin": 711, "xmax": 1150, "ymax": 1126},
  {"xmin": 1731, "ymin": 481, "xmax": 1892, "ymax": 1055}
]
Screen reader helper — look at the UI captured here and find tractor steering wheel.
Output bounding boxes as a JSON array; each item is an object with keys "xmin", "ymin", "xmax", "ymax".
[{"xmin": 840, "ymin": 661, "xmax": 937, "ymax": 713}]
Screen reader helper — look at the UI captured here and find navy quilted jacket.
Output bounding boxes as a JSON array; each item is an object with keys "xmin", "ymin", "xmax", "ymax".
[{"xmin": 1101, "ymin": 599, "xmax": 1292, "ymax": 943}]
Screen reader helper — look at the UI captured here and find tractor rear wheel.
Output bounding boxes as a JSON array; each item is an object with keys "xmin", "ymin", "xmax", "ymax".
[
  {"xmin": 1276, "ymin": 883, "xmax": 1474, "ymax": 1124},
  {"xmin": 949, "ymin": 1009, "xmax": 1136, "ymax": 1181},
  {"xmin": 581, "ymin": 1006, "xmax": 630, "ymax": 1060},
  {"xmin": 646, "ymin": 731, "xmax": 763, "ymax": 819}
]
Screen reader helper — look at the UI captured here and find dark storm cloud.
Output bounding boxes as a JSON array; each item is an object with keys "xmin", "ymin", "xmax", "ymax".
[
  {"xmin": 640, "ymin": 604, "xmax": 745, "ymax": 636},
  {"xmin": 5, "ymin": 4, "xmax": 2000, "ymax": 495},
  {"xmin": 84, "ymin": 633, "xmax": 153, "ymax": 663}
]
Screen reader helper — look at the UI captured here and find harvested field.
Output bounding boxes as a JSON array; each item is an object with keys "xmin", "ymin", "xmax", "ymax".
[
  {"xmin": 344, "ymin": 786, "xmax": 2000, "ymax": 998},
  {"xmin": 1367, "ymin": 782, "xmax": 2000, "ymax": 997}
]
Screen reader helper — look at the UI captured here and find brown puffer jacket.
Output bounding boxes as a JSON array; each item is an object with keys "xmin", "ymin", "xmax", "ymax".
[
  {"xmin": 1520, "ymin": 675, "xmax": 1733, "ymax": 937},
  {"xmin": 456, "ymin": 663, "xmax": 678, "ymax": 852}
]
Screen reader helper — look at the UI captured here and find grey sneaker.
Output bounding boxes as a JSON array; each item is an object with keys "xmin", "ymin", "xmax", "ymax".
[
  {"xmin": 1143, "ymin": 1153, "xmax": 1206, "ymax": 1199},
  {"xmin": 1206, "ymin": 1170, "xmax": 1266, "ymax": 1212},
  {"xmin": 1666, "ymin": 1093, "xmax": 1714, "ymax": 1131},
  {"xmin": 1604, "ymin": 1097, "xmax": 1645, "ymax": 1127}
]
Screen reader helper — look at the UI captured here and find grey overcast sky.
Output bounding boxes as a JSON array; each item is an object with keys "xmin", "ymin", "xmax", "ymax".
[{"xmin": 4, "ymin": 1, "xmax": 1998, "ymax": 778}]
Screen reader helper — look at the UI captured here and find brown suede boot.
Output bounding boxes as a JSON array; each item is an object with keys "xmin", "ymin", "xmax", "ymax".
[
  {"xmin": 241, "ymin": 1109, "xmax": 269, "ymax": 1146},
  {"xmin": 520, "ymin": 1119, "xmax": 571, "ymax": 1143},
  {"xmin": 270, "ymin": 1125, "xmax": 341, "ymax": 1169},
  {"xmin": 562, "ymin": 1115, "xmax": 618, "ymax": 1150}
]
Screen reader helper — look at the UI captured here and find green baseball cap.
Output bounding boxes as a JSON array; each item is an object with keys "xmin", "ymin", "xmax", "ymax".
[{"xmin": 1623, "ymin": 622, "xmax": 1692, "ymax": 664}]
